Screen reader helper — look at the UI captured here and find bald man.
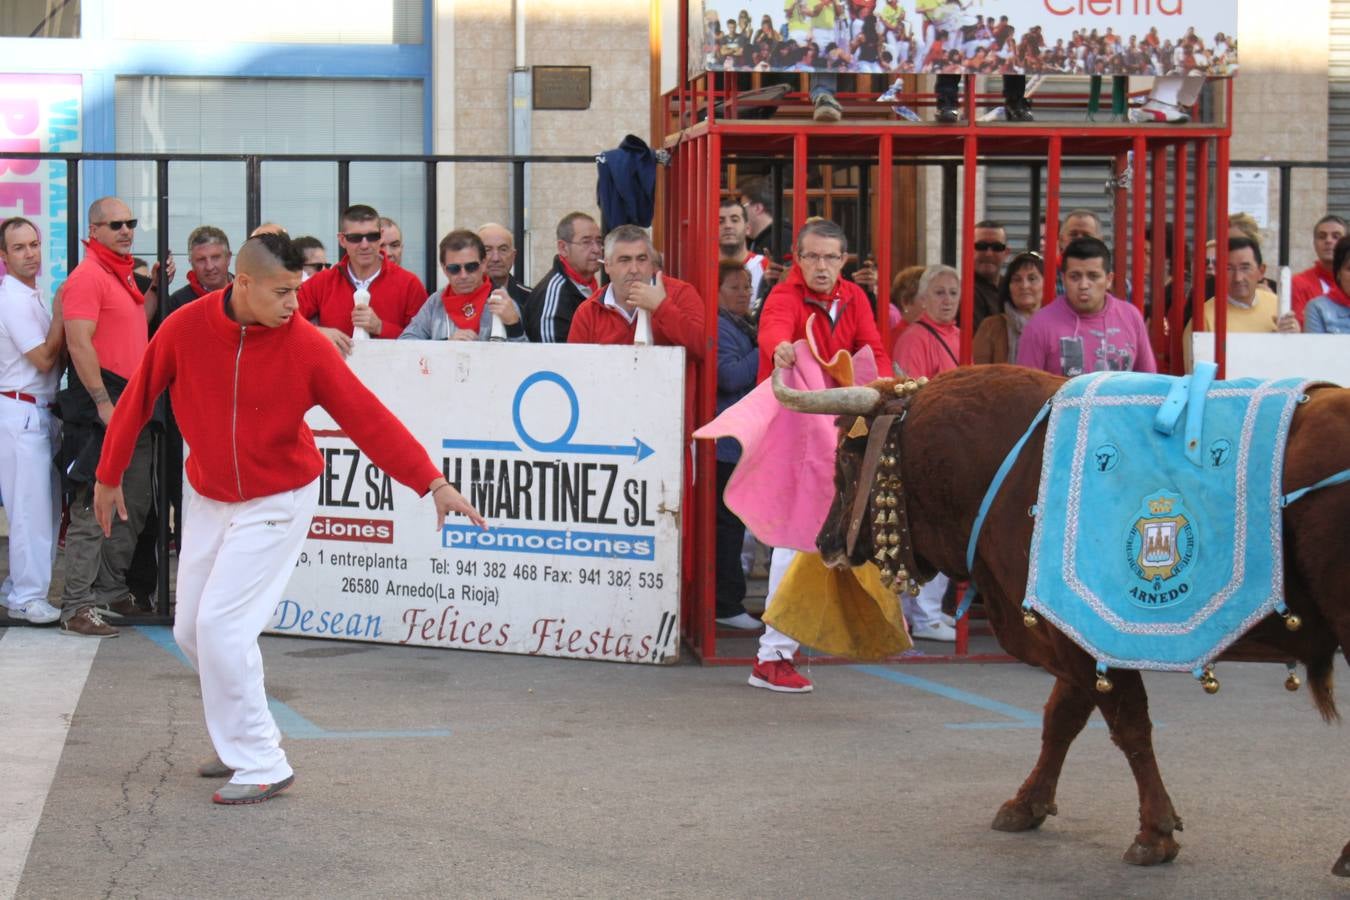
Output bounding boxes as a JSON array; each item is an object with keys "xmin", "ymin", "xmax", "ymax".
[
  {"xmin": 477, "ymin": 223, "xmax": 531, "ymax": 313},
  {"xmin": 249, "ymin": 222, "xmax": 288, "ymax": 239},
  {"xmin": 93, "ymin": 233, "xmax": 485, "ymax": 805}
]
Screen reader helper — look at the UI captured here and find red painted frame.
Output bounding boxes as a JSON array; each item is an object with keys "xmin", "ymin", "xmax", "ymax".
[{"xmin": 657, "ymin": 73, "xmax": 1234, "ymax": 665}]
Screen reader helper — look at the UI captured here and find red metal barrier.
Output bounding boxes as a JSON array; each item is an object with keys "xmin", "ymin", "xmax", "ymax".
[{"xmin": 658, "ymin": 76, "xmax": 1234, "ymax": 664}]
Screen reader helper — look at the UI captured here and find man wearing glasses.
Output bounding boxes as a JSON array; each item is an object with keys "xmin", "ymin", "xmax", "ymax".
[
  {"xmin": 971, "ymin": 219, "xmax": 1010, "ymax": 332},
  {"xmin": 296, "ymin": 204, "xmax": 427, "ymax": 356},
  {"xmin": 399, "ymin": 229, "xmax": 526, "ymax": 342},
  {"xmin": 750, "ymin": 219, "xmax": 891, "ymax": 693},
  {"xmin": 525, "ymin": 211, "xmax": 603, "ymax": 343},
  {"xmin": 58, "ymin": 197, "xmax": 159, "ymax": 637},
  {"xmin": 292, "ymin": 236, "xmax": 329, "ymax": 282}
]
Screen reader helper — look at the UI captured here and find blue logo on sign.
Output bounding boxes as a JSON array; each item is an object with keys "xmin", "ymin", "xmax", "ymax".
[{"xmin": 442, "ymin": 371, "xmax": 654, "ymax": 462}]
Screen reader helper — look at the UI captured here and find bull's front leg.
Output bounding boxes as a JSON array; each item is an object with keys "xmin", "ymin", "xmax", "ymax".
[
  {"xmin": 993, "ymin": 676, "xmax": 1096, "ymax": 832},
  {"xmin": 1094, "ymin": 671, "xmax": 1183, "ymax": 866},
  {"xmin": 1334, "ymin": 840, "xmax": 1350, "ymax": 877}
]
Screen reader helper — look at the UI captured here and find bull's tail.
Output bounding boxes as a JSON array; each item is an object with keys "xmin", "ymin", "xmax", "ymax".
[{"xmin": 1308, "ymin": 653, "xmax": 1339, "ymax": 724}]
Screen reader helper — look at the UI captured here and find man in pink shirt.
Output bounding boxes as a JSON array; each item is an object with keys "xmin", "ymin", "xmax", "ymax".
[{"xmin": 1017, "ymin": 237, "xmax": 1156, "ymax": 377}]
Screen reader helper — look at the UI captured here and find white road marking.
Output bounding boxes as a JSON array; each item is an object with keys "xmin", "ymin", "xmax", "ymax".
[{"xmin": 0, "ymin": 628, "xmax": 99, "ymax": 900}]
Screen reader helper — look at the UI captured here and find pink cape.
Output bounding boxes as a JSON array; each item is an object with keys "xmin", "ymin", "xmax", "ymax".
[{"xmin": 694, "ymin": 342, "xmax": 878, "ymax": 552}]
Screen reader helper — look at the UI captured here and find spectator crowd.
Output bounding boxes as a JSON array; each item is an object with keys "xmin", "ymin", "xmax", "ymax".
[{"xmin": 1, "ymin": 183, "xmax": 1343, "ymax": 698}]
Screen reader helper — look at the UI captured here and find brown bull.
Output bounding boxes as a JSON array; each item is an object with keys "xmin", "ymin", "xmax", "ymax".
[{"xmin": 775, "ymin": 363, "xmax": 1350, "ymax": 877}]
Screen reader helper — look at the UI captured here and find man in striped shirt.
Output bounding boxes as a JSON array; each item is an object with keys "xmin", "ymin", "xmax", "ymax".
[{"xmin": 524, "ymin": 212, "xmax": 603, "ymax": 343}]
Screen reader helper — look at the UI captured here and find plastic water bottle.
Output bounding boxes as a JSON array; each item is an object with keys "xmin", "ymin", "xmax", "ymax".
[
  {"xmin": 352, "ymin": 288, "xmax": 371, "ymax": 342},
  {"xmin": 634, "ymin": 308, "xmax": 653, "ymax": 346}
]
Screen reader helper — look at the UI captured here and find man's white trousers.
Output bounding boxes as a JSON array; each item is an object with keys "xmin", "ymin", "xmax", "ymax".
[
  {"xmin": 174, "ymin": 478, "xmax": 318, "ymax": 785},
  {"xmin": 756, "ymin": 546, "xmax": 799, "ymax": 663},
  {"xmin": 0, "ymin": 397, "xmax": 59, "ymax": 609}
]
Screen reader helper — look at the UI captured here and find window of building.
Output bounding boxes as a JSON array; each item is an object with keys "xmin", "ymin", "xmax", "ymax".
[
  {"xmin": 107, "ymin": 0, "xmax": 421, "ymax": 44},
  {"xmin": 1, "ymin": 0, "xmax": 80, "ymax": 38},
  {"xmin": 115, "ymin": 76, "xmax": 426, "ymax": 289}
]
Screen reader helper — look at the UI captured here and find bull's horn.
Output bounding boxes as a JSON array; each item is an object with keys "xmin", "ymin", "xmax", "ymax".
[{"xmin": 772, "ymin": 369, "xmax": 882, "ymax": 415}]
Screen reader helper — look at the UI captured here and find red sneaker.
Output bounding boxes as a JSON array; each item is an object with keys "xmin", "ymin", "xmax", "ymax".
[{"xmin": 748, "ymin": 657, "xmax": 814, "ymax": 693}]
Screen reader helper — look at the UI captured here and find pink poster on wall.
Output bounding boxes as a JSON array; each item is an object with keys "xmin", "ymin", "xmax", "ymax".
[{"xmin": 0, "ymin": 74, "xmax": 82, "ymax": 297}]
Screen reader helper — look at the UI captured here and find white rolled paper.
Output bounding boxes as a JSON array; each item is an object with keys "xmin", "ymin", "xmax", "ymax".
[
  {"xmin": 352, "ymin": 288, "xmax": 371, "ymax": 342},
  {"xmin": 1277, "ymin": 266, "xmax": 1292, "ymax": 319},
  {"xmin": 489, "ymin": 313, "xmax": 507, "ymax": 341},
  {"xmin": 634, "ymin": 308, "xmax": 653, "ymax": 346}
]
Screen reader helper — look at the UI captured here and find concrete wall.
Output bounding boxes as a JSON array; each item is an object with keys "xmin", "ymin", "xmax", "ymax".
[{"xmin": 434, "ymin": 0, "xmax": 651, "ymax": 288}]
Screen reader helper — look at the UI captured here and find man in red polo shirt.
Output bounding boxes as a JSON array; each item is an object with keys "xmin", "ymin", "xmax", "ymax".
[
  {"xmin": 1291, "ymin": 214, "xmax": 1347, "ymax": 323},
  {"xmin": 59, "ymin": 196, "xmax": 160, "ymax": 638},
  {"xmin": 297, "ymin": 204, "xmax": 427, "ymax": 355},
  {"xmin": 94, "ymin": 234, "xmax": 485, "ymax": 804}
]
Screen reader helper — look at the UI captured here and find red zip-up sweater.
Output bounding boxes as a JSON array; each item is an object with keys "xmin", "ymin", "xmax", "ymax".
[
  {"xmin": 565, "ymin": 275, "xmax": 706, "ymax": 359},
  {"xmin": 96, "ymin": 287, "xmax": 442, "ymax": 503},
  {"xmin": 756, "ymin": 266, "xmax": 891, "ymax": 382},
  {"xmin": 296, "ymin": 254, "xmax": 427, "ymax": 338}
]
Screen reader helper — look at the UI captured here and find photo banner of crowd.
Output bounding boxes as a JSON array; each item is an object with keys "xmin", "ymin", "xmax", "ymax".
[{"xmin": 689, "ymin": 0, "xmax": 1238, "ymax": 77}]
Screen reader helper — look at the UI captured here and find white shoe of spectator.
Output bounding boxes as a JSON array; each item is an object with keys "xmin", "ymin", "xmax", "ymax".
[
  {"xmin": 17, "ymin": 599, "xmax": 61, "ymax": 624},
  {"xmin": 911, "ymin": 620, "xmax": 957, "ymax": 643},
  {"xmin": 938, "ymin": 612, "xmax": 957, "ymax": 630},
  {"xmin": 716, "ymin": 612, "xmax": 762, "ymax": 630}
]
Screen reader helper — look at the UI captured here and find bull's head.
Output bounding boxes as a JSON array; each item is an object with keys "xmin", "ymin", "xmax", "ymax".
[{"xmin": 773, "ymin": 370, "xmax": 927, "ymax": 595}]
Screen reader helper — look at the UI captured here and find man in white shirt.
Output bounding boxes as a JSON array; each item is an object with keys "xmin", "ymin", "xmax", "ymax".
[{"xmin": 0, "ymin": 217, "xmax": 65, "ymax": 624}]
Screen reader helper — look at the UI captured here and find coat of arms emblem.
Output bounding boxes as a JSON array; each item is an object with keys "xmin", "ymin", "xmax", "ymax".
[{"xmin": 1125, "ymin": 491, "xmax": 1197, "ymax": 608}]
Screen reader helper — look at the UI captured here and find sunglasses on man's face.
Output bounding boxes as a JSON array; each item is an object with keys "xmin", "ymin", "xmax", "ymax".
[
  {"xmin": 973, "ymin": 241, "xmax": 1007, "ymax": 252},
  {"xmin": 303, "ymin": 262, "xmax": 332, "ymax": 272},
  {"xmin": 444, "ymin": 261, "xmax": 482, "ymax": 275},
  {"xmin": 343, "ymin": 231, "xmax": 382, "ymax": 244},
  {"xmin": 97, "ymin": 219, "xmax": 139, "ymax": 232}
]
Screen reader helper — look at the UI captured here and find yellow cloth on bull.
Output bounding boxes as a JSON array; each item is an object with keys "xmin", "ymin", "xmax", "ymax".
[{"xmin": 762, "ymin": 552, "xmax": 912, "ymax": 660}]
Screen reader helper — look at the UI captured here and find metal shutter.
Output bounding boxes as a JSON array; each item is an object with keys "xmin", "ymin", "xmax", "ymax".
[{"xmin": 1331, "ymin": 0, "xmax": 1350, "ymax": 212}]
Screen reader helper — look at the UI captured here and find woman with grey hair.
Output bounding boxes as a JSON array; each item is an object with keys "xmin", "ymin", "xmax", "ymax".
[{"xmin": 892, "ymin": 264, "xmax": 960, "ymax": 379}]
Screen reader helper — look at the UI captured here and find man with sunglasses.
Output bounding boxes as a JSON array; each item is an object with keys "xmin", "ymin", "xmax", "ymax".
[
  {"xmin": 399, "ymin": 229, "xmax": 526, "ymax": 342},
  {"xmin": 971, "ymin": 219, "xmax": 1010, "ymax": 332},
  {"xmin": 525, "ymin": 211, "xmax": 603, "ymax": 343},
  {"xmin": 296, "ymin": 204, "xmax": 427, "ymax": 355},
  {"xmin": 292, "ymin": 236, "xmax": 329, "ymax": 282},
  {"xmin": 57, "ymin": 197, "xmax": 159, "ymax": 637}
]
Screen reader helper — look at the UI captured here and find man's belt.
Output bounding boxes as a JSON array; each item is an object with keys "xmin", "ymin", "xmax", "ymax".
[{"xmin": 0, "ymin": 390, "xmax": 51, "ymax": 408}]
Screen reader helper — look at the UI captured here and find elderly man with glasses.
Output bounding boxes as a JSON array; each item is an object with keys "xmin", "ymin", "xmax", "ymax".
[
  {"xmin": 296, "ymin": 204, "xmax": 427, "ymax": 356},
  {"xmin": 748, "ymin": 218, "xmax": 891, "ymax": 694},
  {"xmin": 398, "ymin": 229, "xmax": 526, "ymax": 343},
  {"xmin": 56, "ymin": 197, "xmax": 161, "ymax": 637},
  {"xmin": 525, "ymin": 211, "xmax": 604, "ymax": 343}
]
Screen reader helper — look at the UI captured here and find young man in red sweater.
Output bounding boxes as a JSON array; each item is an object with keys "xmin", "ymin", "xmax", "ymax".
[
  {"xmin": 297, "ymin": 204, "xmax": 427, "ymax": 355},
  {"xmin": 93, "ymin": 234, "xmax": 485, "ymax": 805}
]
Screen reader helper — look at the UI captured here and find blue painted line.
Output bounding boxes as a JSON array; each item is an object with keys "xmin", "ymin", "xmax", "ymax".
[
  {"xmin": 442, "ymin": 438, "xmax": 520, "ymax": 452},
  {"xmin": 852, "ymin": 665, "xmax": 1041, "ymax": 725},
  {"xmin": 136, "ymin": 626, "xmax": 451, "ymax": 741}
]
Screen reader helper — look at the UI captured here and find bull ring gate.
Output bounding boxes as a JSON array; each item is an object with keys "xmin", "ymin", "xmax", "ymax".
[{"xmin": 658, "ymin": 71, "xmax": 1237, "ymax": 665}]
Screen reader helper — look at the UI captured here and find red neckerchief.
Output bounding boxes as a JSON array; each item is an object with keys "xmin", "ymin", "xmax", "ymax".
[
  {"xmin": 442, "ymin": 279, "xmax": 493, "ymax": 331},
  {"xmin": 1325, "ymin": 284, "xmax": 1350, "ymax": 309},
  {"xmin": 785, "ymin": 263, "xmax": 845, "ymax": 309},
  {"xmin": 83, "ymin": 239, "xmax": 145, "ymax": 305},
  {"xmin": 559, "ymin": 256, "xmax": 598, "ymax": 294},
  {"xmin": 187, "ymin": 270, "xmax": 209, "ymax": 298}
]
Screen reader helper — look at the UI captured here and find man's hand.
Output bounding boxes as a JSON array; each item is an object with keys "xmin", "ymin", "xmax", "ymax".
[
  {"xmin": 764, "ymin": 258, "xmax": 786, "ymax": 287},
  {"xmin": 624, "ymin": 273, "xmax": 667, "ymax": 313},
  {"xmin": 773, "ymin": 340, "xmax": 796, "ymax": 369},
  {"xmin": 450, "ymin": 328, "xmax": 478, "ymax": 341},
  {"xmin": 318, "ymin": 327, "xmax": 354, "ymax": 356},
  {"xmin": 352, "ymin": 306, "xmax": 383, "ymax": 336},
  {"xmin": 96, "ymin": 401, "xmax": 115, "ymax": 426},
  {"xmin": 1275, "ymin": 312, "xmax": 1301, "ymax": 334},
  {"xmin": 93, "ymin": 481, "xmax": 128, "ymax": 538},
  {"xmin": 852, "ymin": 260, "xmax": 878, "ymax": 290},
  {"xmin": 429, "ymin": 479, "xmax": 487, "ymax": 530},
  {"xmin": 486, "ymin": 289, "xmax": 519, "ymax": 325}
]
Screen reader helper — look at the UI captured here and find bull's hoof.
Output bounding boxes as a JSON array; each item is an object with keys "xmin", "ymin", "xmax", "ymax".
[
  {"xmin": 991, "ymin": 799, "xmax": 1054, "ymax": 832},
  {"xmin": 1123, "ymin": 835, "xmax": 1181, "ymax": 867},
  {"xmin": 1333, "ymin": 852, "xmax": 1350, "ymax": 878}
]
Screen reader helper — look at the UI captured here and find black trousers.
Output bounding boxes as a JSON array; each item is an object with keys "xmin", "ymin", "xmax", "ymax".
[
  {"xmin": 937, "ymin": 74, "xmax": 1026, "ymax": 106},
  {"xmin": 715, "ymin": 460, "xmax": 749, "ymax": 619}
]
